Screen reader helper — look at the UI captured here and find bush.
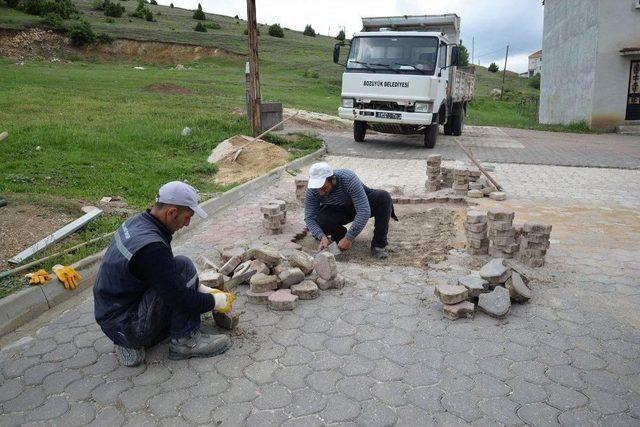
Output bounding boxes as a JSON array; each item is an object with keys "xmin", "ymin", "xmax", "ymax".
[
  {"xmin": 192, "ymin": 2, "xmax": 205, "ymax": 20},
  {"xmin": 268, "ymin": 23, "xmax": 283, "ymax": 38},
  {"xmin": 96, "ymin": 33, "xmax": 113, "ymax": 43},
  {"xmin": 144, "ymin": 9, "xmax": 152, "ymax": 20},
  {"xmin": 103, "ymin": 0, "xmax": 125, "ymax": 17},
  {"xmin": 529, "ymin": 73, "xmax": 541, "ymax": 90},
  {"xmin": 303, "ymin": 24, "xmax": 315, "ymax": 37},
  {"xmin": 5, "ymin": 0, "xmax": 20, "ymax": 8},
  {"xmin": 41, "ymin": 12, "xmax": 64, "ymax": 28},
  {"xmin": 68, "ymin": 19, "xmax": 96, "ymax": 46},
  {"xmin": 169, "ymin": 2, "xmax": 173, "ymax": 6},
  {"xmin": 129, "ymin": 0, "xmax": 150, "ymax": 19},
  {"xmin": 488, "ymin": 62, "xmax": 499, "ymax": 73},
  {"xmin": 22, "ymin": 0, "xmax": 78, "ymax": 18},
  {"xmin": 149, "ymin": 0, "xmax": 156, "ymax": 4},
  {"xmin": 336, "ymin": 30, "xmax": 345, "ymax": 41},
  {"xmin": 193, "ymin": 21, "xmax": 206, "ymax": 32},
  {"xmin": 205, "ymin": 21, "xmax": 220, "ymax": 30}
]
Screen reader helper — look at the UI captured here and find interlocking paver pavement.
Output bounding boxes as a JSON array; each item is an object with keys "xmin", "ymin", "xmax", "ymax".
[
  {"xmin": 323, "ymin": 126, "xmax": 640, "ymax": 169},
  {"xmin": 2, "ymin": 141, "xmax": 640, "ymax": 425}
]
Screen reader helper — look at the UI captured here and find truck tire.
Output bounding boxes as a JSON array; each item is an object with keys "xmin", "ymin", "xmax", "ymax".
[
  {"xmin": 354, "ymin": 121, "xmax": 367, "ymax": 142},
  {"xmin": 424, "ymin": 124, "xmax": 438, "ymax": 148},
  {"xmin": 449, "ymin": 112, "xmax": 464, "ymax": 136}
]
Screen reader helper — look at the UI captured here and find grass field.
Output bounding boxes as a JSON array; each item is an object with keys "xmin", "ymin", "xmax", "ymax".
[{"xmin": 0, "ymin": 0, "xmax": 586, "ymax": 295}]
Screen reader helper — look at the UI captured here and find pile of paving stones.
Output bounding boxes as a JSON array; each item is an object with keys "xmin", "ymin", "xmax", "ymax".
[
  {"xmin": 294, "ymin": 178, "xmax": 308, "ymax": 203},
  {"xmin": 467, "ymin": 176, "xmax": 505, "ymax": 200},
  {"xmin": 434, "ymin": 258, "xmax": 531, "ymax": 320},
  {"xmin": 260, "ymin": 200, "xmax": 287, "ymax": 234},
  {"xmin": 452, "ymin": 166, "xmax": 470, "ymax": 195},
  {"xmin": 425, "ymin": 154, "xmax": 442, "ymax": 192},
  {"xmin": 464, "ymin": 208, "xmax": 552, "ymax": 266},
  {"xmin": 198, "ymin": 246, "xmax": 348, "ymax": 326},
  {"xmin": 440, "ymin": 166, "xmax": 454, "ymax": 188}
]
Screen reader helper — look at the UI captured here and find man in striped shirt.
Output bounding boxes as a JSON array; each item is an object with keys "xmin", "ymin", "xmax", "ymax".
[{"xmin": 304, "ymin": 162, "xmax": 396, "ymax": 259}]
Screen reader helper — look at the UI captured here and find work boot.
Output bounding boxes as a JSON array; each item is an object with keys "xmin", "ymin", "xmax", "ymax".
[
  {"xmin": 115, "ymin": 345, "xmax": 145, "ymax": 367},
  {"xmin": 371, "ymin": 246, "xmax": 389, "ymax": 260},
  {"xmin": 168, "ymin": 330, "xmax": 231, "ymax": 360}
]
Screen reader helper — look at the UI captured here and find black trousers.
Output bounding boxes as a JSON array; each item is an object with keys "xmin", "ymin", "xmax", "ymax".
[
  {"xmin": 101, "ymin": 255, "xmax": 201, "ymax": 349},
  {"xmin": 317, "ymin": 189, "xmax": 393, "ymax": 248}
]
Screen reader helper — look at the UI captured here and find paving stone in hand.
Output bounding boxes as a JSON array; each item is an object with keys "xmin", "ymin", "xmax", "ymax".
[
  {"xmin": 478, "ymin": 286, "xmax": 511, "ymax": 318},
  {"xmin": 434, "ymin": 284, "xmax": 469, "ymax": 305}
]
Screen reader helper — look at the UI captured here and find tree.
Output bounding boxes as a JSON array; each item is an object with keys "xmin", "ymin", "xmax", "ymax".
[
  {"xmin": 169, "ymin": 3, "xmax": 173, "ymax": 7},
  {"xmin": 303, "ymin": 24, "xmax": 316, "ymax": 37},
  {"xmin": 488, "ymin": 62, "xmax": 499, "ymax": 73},
  {"xmin": 336, "ymin": 29, "xmax": 345, "ymax": 41},
  {"xmin": 529, "ymin": 73, "xmax": 541, "ymax": 89},
  {"xmin": 268, "ymin": 23, "xmax": 284, "ymax": 38},
  {"xmin": 192, "ymin": 3, "xmax": 205, "ymax": 20},
  {"xmin": 194, "ymin": 21, "xmax": 206, "ymax": 32},
  {"xmin": 458, "ymin": 44, "xmax": 470, "ymax": 66},
  {"xmin": 68, "ymin": 19, "xmax": 96, "ymax": 45}
]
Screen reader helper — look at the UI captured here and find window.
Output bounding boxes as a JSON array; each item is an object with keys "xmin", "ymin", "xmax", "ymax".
[
  {"xmin": 346, "ymin": 36, "xmax": 439, "ymax": 74},
  {"xmin": 438, "ymin": 42, "xmax": 447, "ymax": 69}
]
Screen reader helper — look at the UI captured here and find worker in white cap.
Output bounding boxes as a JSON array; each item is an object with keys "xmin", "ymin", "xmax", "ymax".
[
  {"xmin": 94, "ymin": 181, "xmax": 234, "ymax": 367},
  {"xmin": 305, "ymin": 162, "xmax": 397, "ymax": 259}
]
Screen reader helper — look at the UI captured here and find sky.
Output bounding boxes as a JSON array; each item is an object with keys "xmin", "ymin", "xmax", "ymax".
[{"xmin": 162, "ymin": 0, "xmax": 544, "ymax": 73}]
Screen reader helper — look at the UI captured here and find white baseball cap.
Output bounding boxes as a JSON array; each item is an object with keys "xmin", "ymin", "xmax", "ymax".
[
  {"xmin": 156, "ymin": 181, "xmax": 208, "ymax": 218},
  {"xmin": 308, "ymin": 162, "xmax": 334, "ymax": 189}
]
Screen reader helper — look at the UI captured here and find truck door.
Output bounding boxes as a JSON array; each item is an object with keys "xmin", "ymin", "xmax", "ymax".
[{"xmin": 436, "ymin": 41, "xmax": 448, "ymax": 114}]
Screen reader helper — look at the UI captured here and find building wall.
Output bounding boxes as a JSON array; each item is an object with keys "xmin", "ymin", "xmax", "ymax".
[
  {"xmin": 539, "ymin": 0, "xmax": 599, "ymax": 126},
  {"xmin": 528, "ymin": 56, "xmax": 542, "ymax": 77},
  {"xmin": 590, "ymin": 0, "xmax": 640, "ymax": 131}
]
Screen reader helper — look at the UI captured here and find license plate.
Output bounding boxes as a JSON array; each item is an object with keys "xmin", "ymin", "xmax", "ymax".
[{"xmin": 375, "ymin": 112, "xmax": 402, "ymax": 120}]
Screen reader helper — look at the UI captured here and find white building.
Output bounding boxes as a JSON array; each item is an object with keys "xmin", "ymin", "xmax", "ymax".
[
  {"xmin": 539, "ymin": 0, "xmax": 640, "ymax": 132},
  {"xmin": 528, "ymin": 50, "xmax": 542, "ymax": 77}
]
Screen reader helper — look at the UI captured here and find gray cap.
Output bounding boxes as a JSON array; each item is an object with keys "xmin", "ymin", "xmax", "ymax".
[{"xmin": 156, "ymin": 181, "xmax": 208, "ymax": 218}]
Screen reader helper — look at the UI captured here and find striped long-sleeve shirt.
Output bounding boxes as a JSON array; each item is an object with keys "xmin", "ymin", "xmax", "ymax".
[{"xmin": 304, "ymin": 169, "xmax": 372, "ymax": 241}]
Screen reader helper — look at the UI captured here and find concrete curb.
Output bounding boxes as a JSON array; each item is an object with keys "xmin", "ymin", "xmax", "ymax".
[{"xmin": 0, "ymin": 145, "xmax": 327, "ymax": 337}]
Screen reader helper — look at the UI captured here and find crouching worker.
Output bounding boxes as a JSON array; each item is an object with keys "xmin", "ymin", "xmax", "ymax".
[
  {"xmin": 94, "ymin": 181, "xmax": 234, "ymax": 367},
  {"xmin": 304, "ymin": 162, "xmax": 397, "ymax": 259}
]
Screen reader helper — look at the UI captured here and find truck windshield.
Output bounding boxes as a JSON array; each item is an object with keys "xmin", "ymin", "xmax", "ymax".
[{"xmin": 347, "ymin": 36, "xmax": 439, "ymax": 75}]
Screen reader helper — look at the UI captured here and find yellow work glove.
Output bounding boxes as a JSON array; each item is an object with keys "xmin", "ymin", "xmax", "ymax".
[
  {"xmin": 52, "ymin": 264, "xmax": 82, "ymax": 290},
  {"xmin": 210, "ymin": 289, "xmax": 236, "ymax": 314},
  {"xmin": 25, "ymin": 269, "xmax": 52, "ymax": 286}
]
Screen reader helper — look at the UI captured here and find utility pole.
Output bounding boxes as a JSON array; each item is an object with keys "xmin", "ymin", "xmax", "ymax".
[
  {"xmin": 500, "ymin": 45, "xmax": 509, "ymax": 100},
  {"xmin": 246, "ymin": 0, "xmax": 261, "ymax": 135}
]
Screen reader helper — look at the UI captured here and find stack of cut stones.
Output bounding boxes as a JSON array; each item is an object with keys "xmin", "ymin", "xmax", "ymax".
[
  {"xmin": 452, "ymin": 166, "xmax": 470, "ymax": 195},
  {"xmin": 464, "ymin": 210, "xmax": 489, "ymax": 255},
  {"xmin": 261, "ymin": 200, "xmax": 287, "ymax": 234},
  {"xmin": 434, "ymin": 257, "xmax": 531, "ymax": 320},
  {"xmin": 518, "ymin": 221, "xmax": 552, "ymax": 267},
  {"xmin": 487, "ymin": 208, "xmax": 519, "ymax": 259},
  {"xmin": 440, "ymin": 167, "xmax": 454, "ymax": 188},
  {"xmin": 425, "ymin": 154, "xmax": 442, "ymax": 192},
  {"xmin": 295, "ymin": 178, "xmax": 308, "ymax": 203}
]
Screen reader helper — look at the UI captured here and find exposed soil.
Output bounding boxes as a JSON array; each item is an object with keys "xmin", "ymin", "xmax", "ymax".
[
  {"xmin": 297, "ymin": 203, "xmax": 468, "ymax": 268},
  {"xmin": 145, "ymin": 83, "xmax": 193, "ymax": 94},
  {"xmin": 0, "ymin": 28, "xmax": 68, "ymax": 61},
  {"xmin": 213, "ymin": 135, "xmax": 289, "ymax": 185}
]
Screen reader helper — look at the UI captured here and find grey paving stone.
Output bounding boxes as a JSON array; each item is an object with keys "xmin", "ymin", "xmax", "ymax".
[
  {"xmin": 245, "ymin": 409, "xmax": 289, "ymax": 427},
  {"xmin": 507, "ymin": 378, "xmax": 548, "ymax": 405},
  {"xmin": 148, "ymin": 390, "xmax": 191, "ymax": 418},
  {"xmin": 25, "ymin": 395, "xmax": 70, "ymax": 422},
  {"xmin": 90, "ymin": 407, "xmax": 125, "ymax": 427},
  {"xmin": 118, "ymin": 384, "xmax": 159, "ymax": 411},
  {"xmin": 42, "ymin": 342, "xmax": 78, "ymax": 362},
  {"xmin": 108, "ymin": 363, "xmax": 146, "ymax": 380},
  {"xmin": 253, "ymin": 383, "xmax": 292, "ymax": 410},
  {"xmin": 323, "ymin": 336, "xmax": 356, "ymax": 355},
  {"xmin": 160, "ymin": 367, "xmax": 199, "ymax": 390},
  {"xmin": 52, "ymin": 327, "xmax": 86, "ymax": 344},
  {"xmin": 42, "ymin": 369, "xmax": 82, "ymax": 394},
  {"xmin": 566, "ymin": 348, "xmax": 606, "ymax": 370},
  {"xmin": 181, "ymin": 395, "xmax": 222, "ymax": 424},
  {"xmin": 437, "ymin": 369, "xmax": 474, "ymax": 394},
  {"xmin": 249, "ymin": 343, "xmax": 286, "ymax": 361},
  {"xmin": 517, "ymin": 402, "xmax": 561, "ymax": 427},
  {"xmin": 441, "ymin": 391, "xmax": 482, "ymax": 422},
  {"xmin": 0, "ymin": 412, "xmax": 25, "ymax": 427},
  {"xmin": 189, "ymin": 370, "xmax": 229, "ymax": 397},
  {"xmin": 3, "ymin": 386, "xmax": 46, "ymax": 412},
  {"xmin": 371, "ymin": 380, "xmax": 409, "ymax": 407},
  {"xmin": 91, "ymin": 379, "xmax": 132, "ymax": 405},
  {"xmin": 122, "ymin": 413, "xmax": 159, "ymax": 427},
  {"xmin": 281, "ymin": 414, "xmax": 324, "ymax": 427},
  {"xmin": 63, "ymin": 347, "xmax": 99, "ymax": 369},
  {"xmin": 82, "ymin": 352, "xmax": 118, "ymax": 376},
  {"xmin": 215, "ymin": 355, "xmax": 253, "ymax": 378},
  {"xmin": 584, "ymin": 387, "xmax": 629, "ymax": 415},
  {"xmin": 23, "ymin": 339, "xmax": 57, "ymax": 357},
  {"xmin": 336, "ymin": 375, "xmax": 375, "ymax": 402},
  {"xmin": 320, "ymin": 394, "xmax": 362, "ymax": 423},
  {"xmin": 65, "ymin": 376, "xmax": 105, "ymax": 401},
  {"xmin": 210, "ymin": 402, "xmax": 253, "ymax": 426},
  {"xmin": 545, "ymin": 383, "xmax": 589, "ymax": 411},
  {"xmin": 403, "ymin": 364, "xmax": 439, "ymax": 387},
  {"xmin": 221, "ymin": 377, "xmax": 259, "ymax": 403},
  {"xmin": 557, "ymin": 408, "xmax": 600, "ymax": 426},
  {"xmin": 546, "ymin": 365, "xmax": 586, "ymax": 389},
  {"xmin": 444, "ymin": 352, "xmax": 481, "ymax": 376},
  {"xmin": 274, "ymin": 365, "xmax": 311, "ymax": 390},
  {"xmin": 0, "ymin": 377, "xmax": 24, "ymax": 402},
  {"xmin": 24, "ymin": 362, "xmax": 61, "ymax": 386},
  {"xmin": 477, "ymin": 396, "xmax": 521, "ymax": 425},
  {"xmin": 405, "ymin": 386, "xmax": 443, "ymax": 412},
  {"xmin": 305, "ymin": 370, "xmax": 342, "ymax": 394},
  {"xmin": 287, "ymin": 388, "xmax": 327, "ymax": 417},
  {"xmin": 471, "ymin": 373, "xmax": 511, "ymax": 396},
  {"xmin": 357, "ymin": 399, "xmax": 398, "ymax": 427},
  {"xmin": 510, "ymin": 360, "xmax": 550, "ymax": 385},
  {"xmin": 309, "ymin": 351, "xmax": 343, "ymax": 371},
  {"xmin": 2, "ymin": 356, "xmax": 40, "ymax": 379}
]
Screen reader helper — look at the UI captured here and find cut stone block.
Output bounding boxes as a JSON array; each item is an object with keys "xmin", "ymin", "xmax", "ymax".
[
  {"xmin": 260, "ymin": 204, "xmax": 281, "ymax": 215},
  {"xmin": 271, "ymin": 199, "xmax": 287, "ymax": 211},
  {"xmin": 219, "ymin": 255, "xmax": 242, "ymax": 276},
  {"xmin": 314, "ymin": 252, "xmax": 338, "ymax": 280},
  {"xmin": 249, "ymin": 273, "xmax": 279, "ymax": 293},
  {"xmin": 482, "ymin": 186, "xmax": 497, "ymax": 195},
  {"xmin": 493, "ymin": 236, "xmax": 516, "ymax": 246},
  {"xmin": 246, "ymin": 290, "xmax": 273, "ymax": 304},
  {"xmin": 443, "ymin": 301, "xmax": 475, "ymax": 320},
  {"xmin": 232, "ymin": 261, "xmax": 257, "ymax": 283},
  {"xmin": 467, "ymin": 189, "xmax": 483, "ymax": 198},
  {"xmin": 523, "ymin": 221, "xmax": 552, "ymax": 234},
  {"xmin": 467, "ymin": 238, "xmax": 490, "ymax": 249},
  {"xmin": 465, "ymin": 221, "xmax": 487, "ymax": 233},
  {"xmin": 466, "ymin": 211, "xmax": 487, "ymax": 224},
  {"xmin": 272, "ymin": 263, "xmax": 289, "ymax": 276},
  {"xmin": 478, "ymin": 286, "xmax": 511, "ymax": 318},
  {"xmin": 491, "ymin": 221, "xmax": 514, "ymax": 231},
  {"xmin": 506, "ymin": 272, "xmax": 531, "ymax": 303},
  {"xmin": 250, "ymin": 259, "xmax": 270, "ymax": 275},
  {"xmin": 490, "ymin": 192, "xmax": 507, "ymax": 201},
  {"xmin": 194, "ymin": 251, "xmax": 223, "ymax": 272},
  {"xmin": 487, "ymin": 208, "xmax": 515, "ymax": 222},
  {"xmin": 288, "ymin": 251, "xmax": 315, "ymax": 275},
  {"xmin": 427, "ymin": 154, "xmax": 442, "ymax": 164},
  {"xmin": 434, "ymin": 284, "xmax": 469, "ymax": 305},
  {"xmin": 213, "ymin": 311, "xmax": 239, "ymax": 330},
  {"xmin": 268, "ymin": 289, "xmax": 298, "ymax": 311},
  {"xmin": 479, "ymin": 258, "xmax": 512, "ymax": 284},
  {"xmin": 457, "ymin": 274, "xmax": 489, "ymax": 297},
  {"xmin": 278, "ymin": 268, "xmax": 305, "ymax": 288},
  {"xmin": 291, "ymin": 280, "xmax": 319, "ymax": 300},
  {"xmin": 246, "ymin": 247, "xmax": 282, "ymax": 267},
  {"xmin": 523, "ymin": 233, "xmax": 550, "ymax": 243},
  {"xmin": 222, "ymin": 247, "xmax": 245, "ymax": 263},
  {"xmin": 199, "ymin": 269, "xmax": 225, "ymax": 289}
]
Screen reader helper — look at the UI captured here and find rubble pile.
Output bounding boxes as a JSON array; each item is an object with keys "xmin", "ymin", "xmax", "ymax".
[
  {"xmin": 294, "ymin": 178, "xmax": 308, "ymax": 203},
  {"xmin": 261, "ymin": 200, "xmax": 287, "ymax": 234},
  {"xmin": 425, "ymin": 154, "xmax": 442, "ymax": 192},
  {"xmin": 435, "ymin": 258, "xmax": 531, "ymax": 320},
  {"xmin": 197, "ymin": 246, "xmax": 348, "ymax": 324},
  {"xmin": 464, "ymin": 208, "xmax": 553, "ymax": 267}
]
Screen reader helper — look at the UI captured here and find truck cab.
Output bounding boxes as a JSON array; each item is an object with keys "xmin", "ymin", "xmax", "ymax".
[{"xmin": 334, "ymin": 14, "xmax": 474, "ymax": 148}]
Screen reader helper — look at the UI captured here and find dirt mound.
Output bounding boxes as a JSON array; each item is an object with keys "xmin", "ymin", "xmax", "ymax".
[
  {"xmin": 213, "ymin": 136, "xmax": 289, "ymax": 185},
  {"xmin": 0, "ymin": 28, "xmax": 68, "ymax": 61},
  {"xmin": 297, "ymin": 203, "xmax": 467, "ymax": 268},
  {"xmin": 145, "ymin": 83, "xmax": 193, "ymax": 94}
]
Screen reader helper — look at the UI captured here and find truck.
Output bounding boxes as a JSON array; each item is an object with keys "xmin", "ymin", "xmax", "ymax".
[{"xmin": 333, "ymin": 14, "xmax": 475, "ymax": 148}]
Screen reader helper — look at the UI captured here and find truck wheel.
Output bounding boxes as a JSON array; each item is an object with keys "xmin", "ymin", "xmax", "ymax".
[
  {"xmin": 424, "ymin": 124, "xmax": 438, "ymax": 148},
  {"xmin": 354, "ymin": 121, "xmax": 367, "ymax": 142},
  {"xmin": 450, "ymin": 113, "xmax": 464, "ymax": 136},
  {"xmin": 444, "ymin": 119, "xmax": 454, "ymax": 135}
]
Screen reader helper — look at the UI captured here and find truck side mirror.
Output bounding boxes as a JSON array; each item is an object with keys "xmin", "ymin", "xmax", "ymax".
[
  {"xmin": 333, "ymin": 44, "xmax": 341, "ymax": 64},
  {"xmin": 451, "ymin": 46, "xmax": 460, "ymax": 67}
]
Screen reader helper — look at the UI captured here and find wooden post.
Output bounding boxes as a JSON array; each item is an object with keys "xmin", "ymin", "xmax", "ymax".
[{"xmin": 246, "ymin": 0, "xmax": 262, "ymax": 136}]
